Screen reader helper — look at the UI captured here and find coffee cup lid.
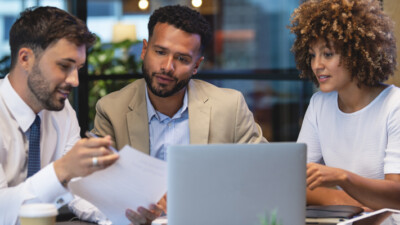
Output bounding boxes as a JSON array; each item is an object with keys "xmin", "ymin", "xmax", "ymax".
[{"xmin": 19, "ymin": 203, "xmax": 58, "ymax": 218}]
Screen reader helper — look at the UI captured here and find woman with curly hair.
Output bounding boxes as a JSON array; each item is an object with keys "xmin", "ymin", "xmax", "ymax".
[{"xmin": 289, "ymin": 0, "xmax": 400, "ymax": 213}]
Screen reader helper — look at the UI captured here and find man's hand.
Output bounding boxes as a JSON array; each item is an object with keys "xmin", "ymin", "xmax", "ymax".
[
  {"xmin": 307, "ymin": 162, "xmax": 347, "ymax": 190},
  {"xmin": 126, "ymin": 194, "xmax": 167, "ymax": 225},
  {"xmin": 53, "ymin": 135, "xmax": 119, "ymax": 186}
]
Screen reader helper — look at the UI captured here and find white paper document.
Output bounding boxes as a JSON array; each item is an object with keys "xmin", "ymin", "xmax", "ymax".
[
  {"xmin": 152, "ymin": 216, "xmax": 168, "ymax": 225},
  {"xmin": 69, "ymin": 145, "xmax": 167, "ymax": 224},
  {"xmin": 337, "ymin": 208, "xmax": 400, "ymax": 225}
]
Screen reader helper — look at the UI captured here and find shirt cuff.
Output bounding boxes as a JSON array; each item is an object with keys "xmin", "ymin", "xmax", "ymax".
[
  {"xmin": 27, "ymin": 163, "xmax": 72, "ymax": 208},
  {"xmin": 69, "ymin": 196, "xmax": 111, "ymax": 224}
]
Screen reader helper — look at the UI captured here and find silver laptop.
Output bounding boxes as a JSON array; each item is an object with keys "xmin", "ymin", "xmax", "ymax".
[{"xmin": 167, "ymin": 143, "xmax": 306, "ymax": 225}]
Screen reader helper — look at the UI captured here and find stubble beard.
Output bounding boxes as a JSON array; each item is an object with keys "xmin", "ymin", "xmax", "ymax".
[
  {"xmin": 27, "ymin": 62, "xmax": 71, "ymax": 111},
  {"xmin": 142, "ymin": 64, "xmax": 191, "ymax": 98}
]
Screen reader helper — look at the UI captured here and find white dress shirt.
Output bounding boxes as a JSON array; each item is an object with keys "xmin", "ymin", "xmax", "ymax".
[{"xmin": 0, "ymin": 75, "xmax": 80, "ymax": 225}]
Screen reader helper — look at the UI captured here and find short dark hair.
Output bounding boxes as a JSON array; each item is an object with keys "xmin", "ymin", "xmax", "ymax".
[
  {"xmin": 148, "ymin": 5, "xmax": 212, "ymax": 53},
  {"xmin": 9, "ymin": 6, "xmax": 96, "ymax": 69},
  {"xmin": 289, "ymin": 0, "xmax": 396, "ymax": 87}
]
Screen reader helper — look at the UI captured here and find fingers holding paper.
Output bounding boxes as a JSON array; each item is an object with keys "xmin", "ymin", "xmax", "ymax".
[
  {"xmin": 306, "ymin": 162, "xmax": 347, "ymax": 190},
  {"xmin": 158, "ymin": 194, "xmax": 167, "ymax": 213},
  {"xmin": 53, "ymin": 135, "xmax": 119, "ymax": 186},
  {"xmin": 126, "ymin": 203, "xmax": 165, "ymax": 225}
]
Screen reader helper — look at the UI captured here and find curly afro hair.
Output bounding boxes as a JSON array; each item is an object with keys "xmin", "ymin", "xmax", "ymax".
[
  {"xmin": 148, "ymin": 5, "xmax": 212, "ymax": 53},
  {"xmin": 289, "ymin": 0, "xmax": 396, "ymax": 87}
]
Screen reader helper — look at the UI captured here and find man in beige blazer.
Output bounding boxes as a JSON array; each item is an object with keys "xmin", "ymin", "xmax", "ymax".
[
  {"xmin": 93, "ymin": 78, "xmax": 266, "ymax": 152},
  {"xmin": 92, "ymin": 5, "xmax": 267, "ymax": 225}
]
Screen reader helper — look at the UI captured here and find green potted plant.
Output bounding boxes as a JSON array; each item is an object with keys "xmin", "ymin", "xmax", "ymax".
[
  {"xmin": 259, "ymin": 210, "xmax": 283, "ymax": 225},
  {"xmin": 87, "ymin": 36, "xmax": 142, "ymax": 127},
  {"xmin": 88, "ymin": 36, "xmax": 141, "ymax": 76}
]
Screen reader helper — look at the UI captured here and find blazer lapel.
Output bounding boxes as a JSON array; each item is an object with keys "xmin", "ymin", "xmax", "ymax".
[
  {"xmin": 126, "ymin": 80, "xmax": 150, "ymax": 155},
  {"xmin": 188, "ymin": 80, "xmax": 211, "ymax": 144}
]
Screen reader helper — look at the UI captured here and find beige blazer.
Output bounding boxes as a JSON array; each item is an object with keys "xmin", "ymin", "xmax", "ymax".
[{"xmin": 92, "ymin": 79, "xmax": 267, "ymax": 155}]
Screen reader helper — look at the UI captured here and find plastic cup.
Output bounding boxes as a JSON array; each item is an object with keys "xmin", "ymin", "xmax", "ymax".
[{"xmin": 19, "ymin": 203, "xmax": 58, "ymax": 225}]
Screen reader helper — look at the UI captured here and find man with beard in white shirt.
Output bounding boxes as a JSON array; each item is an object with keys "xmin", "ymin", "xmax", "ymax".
[{"xmin": 0, "ymin": 6, "xmax": 119, "ymax": 225}]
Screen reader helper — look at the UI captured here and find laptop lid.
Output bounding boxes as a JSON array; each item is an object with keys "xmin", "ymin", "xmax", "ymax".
[{"xmin": 167, "ymin": 143, "xmax": 306, "ymax": 225}]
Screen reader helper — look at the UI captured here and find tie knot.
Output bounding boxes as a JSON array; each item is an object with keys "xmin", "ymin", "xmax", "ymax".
[{"xmin": 32, "ymin": 115, "xmax": 41, "ymax": 127}]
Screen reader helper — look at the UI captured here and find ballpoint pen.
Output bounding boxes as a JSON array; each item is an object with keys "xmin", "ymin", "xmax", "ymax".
[{"xmin": 85, "ymin": 131, "xmax": 119, "ymax": 154}]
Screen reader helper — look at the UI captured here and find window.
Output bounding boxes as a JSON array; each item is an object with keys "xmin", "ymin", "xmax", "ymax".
[
  {"xmin": 88, "ymin": 1, "xmax": 116, "ymax": 17},
  {"xmin": 84, "ymin": 0, "xmax": 313, "ymax": 141},
  {"xmin": 3, "ymin": 16, "xmax": 16, "ymax": 40}
]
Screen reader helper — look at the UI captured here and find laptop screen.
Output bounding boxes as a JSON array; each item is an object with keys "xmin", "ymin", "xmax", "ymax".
[{"xmin": 167, "ymin": 143, "xmax": 307, "ymax": 225}]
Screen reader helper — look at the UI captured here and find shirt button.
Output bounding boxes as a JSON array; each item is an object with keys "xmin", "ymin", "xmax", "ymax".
[{"xmin": 57, "ymin": 198, "xmax": 64, "ymax": 205}]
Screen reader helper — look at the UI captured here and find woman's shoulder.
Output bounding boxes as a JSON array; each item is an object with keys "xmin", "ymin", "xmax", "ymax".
[
  {"xmin": 386, "ymin": 85, "xmax": 400, "ymax": 96},
  {"xmin": 381, "ymin": 85, "xmax": 400, "ymax": 108},
  {"xmin": 305, "ymin": 91, "xmax": 338, "ymax": 117},
  {"xmin": 310, "ymin": 91, "xmax": 337, "ymax": 105}
]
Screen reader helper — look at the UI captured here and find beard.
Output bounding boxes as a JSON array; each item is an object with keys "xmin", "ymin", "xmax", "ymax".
[
  {"xmin": 27, "ymin": 62, "xmax": 72, "ymax": 111},
  {"xmin": 142, "ymin": 63, "xmax": 191, "ymax": 98}
]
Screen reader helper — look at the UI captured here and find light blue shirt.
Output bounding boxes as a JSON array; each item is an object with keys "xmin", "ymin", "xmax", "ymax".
[{"xmin": 145, "ymin": 86, "xmax": 190, "ymax": 161}]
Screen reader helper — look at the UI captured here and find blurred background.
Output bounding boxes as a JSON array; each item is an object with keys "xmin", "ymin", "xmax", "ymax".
[{"xmin": 0, "ymin": 0, "xmax": 398, "ymax": 141}]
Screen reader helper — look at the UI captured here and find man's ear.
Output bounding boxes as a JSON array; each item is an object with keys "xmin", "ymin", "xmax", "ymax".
[
  {"xmin": 192, "ymin": 56, "xmax": 204, "ymax": 75},
  {"xmin": 140, "ymin": 39, "xmax": 148, "ymax": 61},
  {"xmin": 18, "ymin": 47, "xmax": 35, "ymax": 71}
]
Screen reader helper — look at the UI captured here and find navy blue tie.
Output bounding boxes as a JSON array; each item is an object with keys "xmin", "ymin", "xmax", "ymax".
[{"xmin": 27, "ymin": 115, "xmax": 41, "ymax": 178}]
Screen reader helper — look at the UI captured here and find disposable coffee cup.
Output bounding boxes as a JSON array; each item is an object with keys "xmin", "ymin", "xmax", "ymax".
[{"xmin": 19, "ymin": 203, "xmax": 58, "ymax": 225}]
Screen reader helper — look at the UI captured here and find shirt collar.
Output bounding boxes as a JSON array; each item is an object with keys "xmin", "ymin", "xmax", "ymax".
[
  {"xmin": 145, "ymin": 84, "xmax": 188, "ymax": 123},
  {"xmin": 0, "ymin": 75, "xmax": 39, "ymax": 132}
]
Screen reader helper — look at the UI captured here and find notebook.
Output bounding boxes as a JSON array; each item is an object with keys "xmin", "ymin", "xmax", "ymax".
[
  {"xmin": 306, "ymin": 205, "xmax": 364, "ymax": 224},
  {"xmin": 166, "ymin": 143, "xmax": 307, "ymax": 225}
]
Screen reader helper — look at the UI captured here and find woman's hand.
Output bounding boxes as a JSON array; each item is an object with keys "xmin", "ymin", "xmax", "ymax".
[{"xmin": 307, "ymin": 162, "xmax": 347, "ymax": 190}]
